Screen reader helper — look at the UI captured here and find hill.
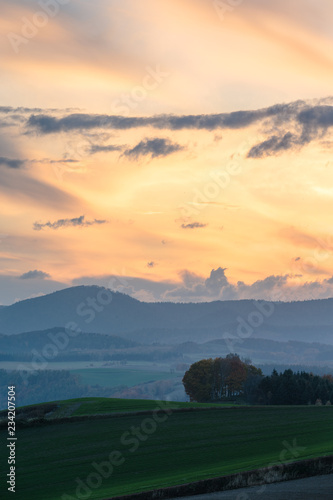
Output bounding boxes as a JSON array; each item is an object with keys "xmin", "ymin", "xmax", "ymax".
[
  {"xmin": 0, "ymin": 328, "xmax": 139, "ymax": 352},
  {"xmin": 0, "ymin": 286, "xmax": 333, "ymax": 344},
  {"xmin": 0, "ymin": 398, "xmax": 332, "ymax": 500}
]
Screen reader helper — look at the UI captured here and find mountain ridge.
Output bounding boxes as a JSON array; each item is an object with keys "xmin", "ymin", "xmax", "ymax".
[{"xmin": 0, "ymin": 286, "xmax": 333, "ymax": 344}]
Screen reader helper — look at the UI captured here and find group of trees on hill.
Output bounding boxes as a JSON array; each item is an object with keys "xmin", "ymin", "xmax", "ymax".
[
  {"xmin": 182, "ymin": 354, "xmax": 262, "ymax": 402},
  {"xmin": 182, "ymin": 355, "xmax": 333, "ymax": 405}
]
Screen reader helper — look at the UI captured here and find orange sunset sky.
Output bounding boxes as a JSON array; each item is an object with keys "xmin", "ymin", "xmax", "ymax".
[{"xmin": 1, "ymin": 0, "xmax": 333, "ymax": 304}]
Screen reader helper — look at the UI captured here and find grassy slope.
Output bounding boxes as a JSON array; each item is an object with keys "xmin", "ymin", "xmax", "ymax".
[{"xmin": 1, "ymin": 400, "xmax": 333, "ymax": 500}]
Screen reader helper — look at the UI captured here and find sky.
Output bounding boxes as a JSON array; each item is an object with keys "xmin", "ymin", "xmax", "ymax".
[{"xmin": 1, "ymin": 0, "xmax": 333, "ymax": 304}]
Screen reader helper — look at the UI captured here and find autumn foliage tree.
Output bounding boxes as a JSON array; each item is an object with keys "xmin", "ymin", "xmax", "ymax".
[
  {"xmin": 182, "ymin": 354, "xmax": 262, "ymax": 402},
  {"xmin": 181, "ymin": 358, "xmax": 213, "ymax": 402}
]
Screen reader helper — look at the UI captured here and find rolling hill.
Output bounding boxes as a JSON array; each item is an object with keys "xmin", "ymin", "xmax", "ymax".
[
  {"xmin": 0, "ymin": 398, "xmax": 332, "ymax": 500},
  {"xmin": 0, "ymin": 286, "xmax": 333, "ymax": 344}
]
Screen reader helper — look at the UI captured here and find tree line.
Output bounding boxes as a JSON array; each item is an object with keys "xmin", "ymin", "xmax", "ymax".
[
  {"xmin": 182, "ymin": 355, "xmax": 333, "ymax": 405},
  {"xmin": 258, "ymin": 369, "xmax": 333, "ymax": 405}
]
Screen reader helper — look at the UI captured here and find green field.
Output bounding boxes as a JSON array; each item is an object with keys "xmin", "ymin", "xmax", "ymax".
[
  {"xmin": 70, "ymin": 368, "xmax": 179, "ymax": 388},
  {"xmin": 55, "ymin": 396, "xmax": 228, "ymax": 416},
  {"xmin": 1, "ymin": 399, "xmax": 333, "ymax": 500}
]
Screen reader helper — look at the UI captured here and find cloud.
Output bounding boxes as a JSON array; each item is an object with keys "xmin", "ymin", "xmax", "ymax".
[
  {"xmin": 205, "ymin": 267, "xmax": 230, "ymax": 293},
  {"xmin": 24, "ymin": 101, "xmax": 299, "ymax": 134},
  {"xmin": 88, "ymin": 144, "xmax": 123, "ymax": 155},
  {"xmin": 247, "ymin": 99, "xmax": 333, "ymax": 158},
  {"xmin": 162, "ymin": 268, "xmax": 333, "ymax": 303},
  {"xmin": 0, "ymin": 156, "xmax": 24, "ymax": 169},
  {"xmin": 298, "ymin": 105, "xmax": 333, "ymax": 128},
  {"xmin": 25, "ymin": 98, "xmax": 333, "ymax": 158},
  {"xmin": 237, "ymin": 274, "xmax": 290, "ymax": 297},
  {"xmin": 247, "ymin": 133, "xmax": 297, "ymax": 158},
  {"xmin": 71, "ymin": 274, "xmax": 175, "ymax": 301},
  {"xmin": 19, "ymin": 270, "xmax": 50, "ymax": 280},
  {"xmin": 48, "ymin": 159, "xmax": 79, "ymax": 164},
  {"xmin": 181, "ymin": 222, "xmax": 207, "ymax": 229},
  {"xmin": 62, "ymin": 267, "xmax": 333, "ymax": 303},
  {"xmin": 70, "ymin": 269, "xmax": 235, "ymax": 302},
  {"xmin": 123, "ymin": 138, "xmax": 184, "ymax": 159},
  {"xmin": 33, "ymin": 215, "xmax": 108, "ymax": 231},
  {"xmin": 26, "ymin": 113, "xmax": 148, "ymax": 134},
  {"xmin": 26, "ymin": 99, "xmax": 324, "ymax": 135},
  {"xmin": 25, "ymin": 111, "xmax": 259, "ymax": 134},
  {"xmin": 0, "ymin": 106, "xmax": 77, "ymax": 114},
  {"xmin": 163, "ymin": 267, "xmax": 237, "ymax": 302}
]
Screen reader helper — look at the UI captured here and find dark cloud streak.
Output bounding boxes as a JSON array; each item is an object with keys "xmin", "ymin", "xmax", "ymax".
[
  {"xmin": 88, "ymin": 144, "xmax": 123, "ymax": 154},
  {"xmin": 25, "ymin": 101, "xmax": 304, "ymax": 134},
  {"xmin": 33, "ymin": 215, "xmax": 108, "ymax": 231},
  {"xmin": 181, "ymin": 222, "xmax": 207, "ymax": 229},
  {"xmin": 247, "ymin": 132, "xmax": 297, "ymax": 158},
  {"xmin": 124, "ymin": 138, "xmax": 184, "ymax": 159},
  {"xmin": 0, "ymin": 156, "xmax": 24, "ymax": 169}
]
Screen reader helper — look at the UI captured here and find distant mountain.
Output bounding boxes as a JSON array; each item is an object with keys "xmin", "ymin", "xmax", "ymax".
[{"xmin": 0, "ymin": 285, "xmax": 333, "ymax": 344}]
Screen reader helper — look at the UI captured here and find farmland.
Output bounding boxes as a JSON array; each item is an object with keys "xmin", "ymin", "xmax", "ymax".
[
  {"xmin": 71, "ymin": 367, "xmax": 179, "ymax": 388},
  {"xmin": 1, "ymin": 399, "xmax": 333, "ymax": 500}
]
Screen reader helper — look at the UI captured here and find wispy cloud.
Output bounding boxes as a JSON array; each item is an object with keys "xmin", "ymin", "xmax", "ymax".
[
  {"xmin": 247, "ymin": 133, "xmax": 297, "ymax": 158},
  {"xmin": 24, "ymin": 100, "xmax": 309, "ymax": 134},
  {"xmin": 33, "ymin": 215, "xmax": 108, "ymax": 231},
  {"xmin": 0, "ymin": 106, "xmax": 79, "ymax": 114},
  {"xmin": 123, "ymin": 138, "xmax": 184, "ymax": 159},
  {"xmin": 181, "ymin": 222, "xmax": 208, "ymax": 229},
  {"xmin": 88, "ymin": 144, "xmax": 123, "ymax": 155},
  {"xmin": 25, "ymin": 111, "xmax": 263, "ymax": 134}
]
